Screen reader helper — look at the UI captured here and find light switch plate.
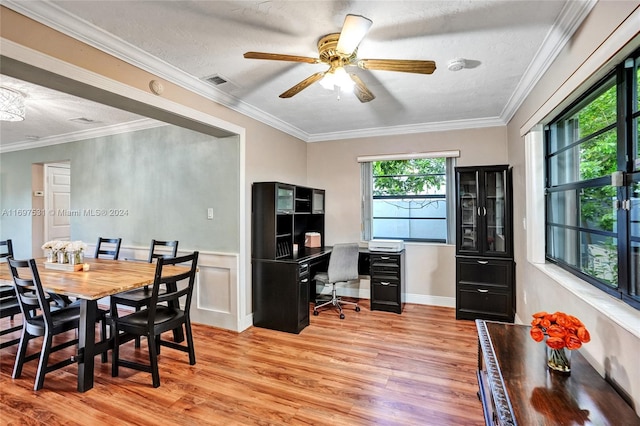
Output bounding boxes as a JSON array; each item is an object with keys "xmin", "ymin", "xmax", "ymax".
[{"xmin": 207, "ymin": 208, "xmax": 214, "ymax": 220}]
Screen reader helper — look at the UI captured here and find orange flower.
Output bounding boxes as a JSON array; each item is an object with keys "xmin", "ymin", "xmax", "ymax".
[
  {"xmin": 555, "ymin": 313, "xmax": 571, "ymax": 328},
  {"xmin": 568, "ymin": 315, "xmax": 584, "ymax": 327},
  {"xmin": 546, "ymin": 336, "xmax": 566, "ymax": 350},
  {"xmin": 530, "ymin": 327, "xmax": 545, "ymax": 342},
  {"xmin": 577, "ymin": 327, "xmax": 591, "ymax": 343},
  {"xmin": 565, "ymin": 334, "xmax": 582, "ymax": 350},
  {"xmin": 530, "ymin": 311, "xmax": 590, "ymax": 351},
  {"xmin": 546, "ymin": 324, "xmax": 566, "ymax": 338}
]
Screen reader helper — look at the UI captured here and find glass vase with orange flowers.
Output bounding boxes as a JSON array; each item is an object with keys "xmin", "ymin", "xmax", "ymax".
[{"xmin": 530, "ymin": 311, "xmax": 591, "ymax": 374}]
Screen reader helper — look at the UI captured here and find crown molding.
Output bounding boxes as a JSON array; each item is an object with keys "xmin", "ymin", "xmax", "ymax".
[
  {"xmin": 0, "ymin": 118, "xmax": 164, "ymax": 153},
  {"xmin": 499, "ymin": 0, "xmax": 597, "ymax": 124},
  {"xmin": 2, "ymin": 0, "xmax": 310, "ymax": 141},
  {"xmin": 307, "ymin": 116, "xmax": 505, "ymax": 142},
  {"xmin": 3, "ymin": 0, "xmax": 593, "ymax": 143}
]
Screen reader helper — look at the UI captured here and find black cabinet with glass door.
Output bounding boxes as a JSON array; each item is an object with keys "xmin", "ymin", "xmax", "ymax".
[
  {"xmin": 251, "ymin": 182, "xmax": 326, "ymax": 333},
  {"xmin": 455, "ymin": 166, "xmax": 515, "ymax": 322}
]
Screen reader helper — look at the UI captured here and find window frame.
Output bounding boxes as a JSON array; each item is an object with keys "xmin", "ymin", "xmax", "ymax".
[
  {"xmin": 359, "ymin": 151, "xmax": 458, "ymax": 243},
  {"xmin": 544, "ymin": 48, "xmax": 640, "ymax": 310}
]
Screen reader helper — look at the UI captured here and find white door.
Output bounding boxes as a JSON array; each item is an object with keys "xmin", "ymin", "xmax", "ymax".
[{"xmin": 45, "ymin": 163, "xmax": 71, "ymax": 242}]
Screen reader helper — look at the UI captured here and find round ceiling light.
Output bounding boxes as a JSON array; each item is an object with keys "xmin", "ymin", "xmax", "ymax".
[
  {"xmin": 0, "ymin": 87, "xmax": 26, "ymax": 121},
  {"xmin": 447, "ymin": 58, "xmax": 466, "ymax": 72}
]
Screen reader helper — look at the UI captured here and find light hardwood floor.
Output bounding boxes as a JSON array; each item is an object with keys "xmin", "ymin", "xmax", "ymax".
[{"xmin": 0, "ymin": 301, "xmax": 485, "ymax": 425}]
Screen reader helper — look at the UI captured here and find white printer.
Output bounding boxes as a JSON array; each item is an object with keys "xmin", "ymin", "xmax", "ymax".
[{"xmin": 368, "ymin": 239, "xmax": 404, "ymax": 252}]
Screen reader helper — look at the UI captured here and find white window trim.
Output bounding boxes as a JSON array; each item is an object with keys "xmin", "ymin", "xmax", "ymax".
[
  {"xmin": 360, "ymin": 152, "xmax": 458, "ymax": 242},
  {"xmin": 357, "ymin": 150, "xmax": 460, "ymax": 163}
]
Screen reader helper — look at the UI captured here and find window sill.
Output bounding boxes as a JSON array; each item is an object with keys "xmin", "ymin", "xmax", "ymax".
[{"xmin": 532, "ymin": 262, "xmax": 640, "ymax": 339}]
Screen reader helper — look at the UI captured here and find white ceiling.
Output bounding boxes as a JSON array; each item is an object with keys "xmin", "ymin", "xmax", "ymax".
[{"xmin": 1, "ymin": 0, "xmax": 596, "ymax": 148}]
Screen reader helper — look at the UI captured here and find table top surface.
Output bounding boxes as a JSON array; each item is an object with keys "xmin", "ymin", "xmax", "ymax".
[
  {"xmin": 476, "ymin": 320, "xmax": 640, "ymax": 425},
  {"xmin": 0, "ymin": 257, "xmax": 189, "ymax": 300}
]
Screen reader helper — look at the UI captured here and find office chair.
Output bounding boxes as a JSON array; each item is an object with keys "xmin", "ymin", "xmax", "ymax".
[{"xmin": 313, "ymin": 243, "xmax": 361, "ymax": 319}]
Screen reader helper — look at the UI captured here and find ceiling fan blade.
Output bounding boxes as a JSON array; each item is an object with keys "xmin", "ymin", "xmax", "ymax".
[
  {"xmin": 349, "ymin": 73, "xmax": 375, "ymax": 103},
  {"xmin": 279, "ymin": 72, "xmax": 326, "ymax": 98},
  {"xmin": 244, "ymin": 52, "xmax": 320, "ymax": 64},
  {"xmin": 336, "ymin": 14, "xmax": 373, "ymax": 56},
  {"xmin": 357, "ymin": 59, "xmax": 437, "ymax": 74}
]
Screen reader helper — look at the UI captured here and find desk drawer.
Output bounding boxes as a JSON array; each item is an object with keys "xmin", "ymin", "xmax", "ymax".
[
  {"xmin": 369, "ymin": 250, "xmax": 404, "ymax": 314},
  {"xmin": 371, "ymin": 254, "xmax": 401, "ymax": 266}
]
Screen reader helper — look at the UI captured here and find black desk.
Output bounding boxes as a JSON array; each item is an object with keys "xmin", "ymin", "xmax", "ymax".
[{"xmin": 252, "ymin": 247, "xmax": 405, "ymax": 333}]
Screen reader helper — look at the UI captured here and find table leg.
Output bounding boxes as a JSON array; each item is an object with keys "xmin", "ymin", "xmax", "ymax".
[{"xmin": 77, "ymin": 299, "xmax": 97, "ymax": 392}]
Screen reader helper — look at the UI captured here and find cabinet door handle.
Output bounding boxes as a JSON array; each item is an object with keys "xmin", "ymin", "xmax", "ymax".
[
  {"xmin": 381, "ymin": 256, "xmax": 390, "ymax": 260},
  {"xmin": 300, "ymin": 278, "xmax": 308, "ymax": 283},
  {"xmin": 381, "ymin": 281, "xmax": 391, "ymax": 286},
  {"xmin": 483, "ymin": 207, "xmax": 487, "ymax": 216},
  {"xmin": 477, "ymin": 260, "xmax": 489, "ymax": 264},
  {"xmin": 477, "ymin": 289, "xmax": 489, "ymax": 293},
  {"xmin": 301, "ymin": 263, "xmax": 308, "ymax": 268}
]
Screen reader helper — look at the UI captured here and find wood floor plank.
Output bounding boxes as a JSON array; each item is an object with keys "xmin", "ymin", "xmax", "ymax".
[{"xmin": 0, "ymin": 301, "xmax": 484, "ymax": 425}]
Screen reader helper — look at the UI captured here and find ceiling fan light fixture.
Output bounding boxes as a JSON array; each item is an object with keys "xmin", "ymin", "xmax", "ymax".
[
  {"xmin": 320, "ymin": 67, "xmax": 355, "ymax": 92},
  {"xmin": 0, "ymin": 87, "xmax": 26, "ymax": 121},
  {"xmin": 336, "ymin": 14, "xmax": 373, "ymax": 55}
]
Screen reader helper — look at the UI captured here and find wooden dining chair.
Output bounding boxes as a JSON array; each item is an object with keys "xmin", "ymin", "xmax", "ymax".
[
  {"xmin": 8, "ymin": 257, "xmax": 109, "ymax": 391},
  {"xmin": 0, "ymin": 239, "xmax": 21, "ymax": 350},
  {"xmin": 111, "ymin": 239, "xmax": 179, "ymax": 347},
  {"xmin": 110, "ymin": 251, "xmax": 199, "ymax": 388},
  {"xmin": 94, "ymin": 237, "xmax": 122, "ymax": 260},
  {"xmin": 0, "ymin": 239, "xmax": 15, "ymax": 298}
]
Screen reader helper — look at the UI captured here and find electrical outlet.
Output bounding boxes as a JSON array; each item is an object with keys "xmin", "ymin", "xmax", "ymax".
[{"xmin": 207, "ymin": 208, "xmax": 214, "ymax": 220}]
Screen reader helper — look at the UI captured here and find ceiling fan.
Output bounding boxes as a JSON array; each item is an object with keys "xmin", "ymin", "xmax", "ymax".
[{"xmin": 244, "ymin": 14, "xmax": 436, "ymax": 103}]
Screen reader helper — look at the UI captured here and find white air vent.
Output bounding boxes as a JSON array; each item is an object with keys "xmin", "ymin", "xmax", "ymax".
[
  {"xmin": 202, "ymin": 74, "xmax": 238, "ymax": 91},
  {"xmin": 204, "ymin": 74, "xmax": 228, "ymax": 85}
]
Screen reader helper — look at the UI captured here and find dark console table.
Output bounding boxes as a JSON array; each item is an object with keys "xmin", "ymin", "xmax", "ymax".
[{"xmin": 476, "ymin": 320, "xmax": 639, "ymax": 425}]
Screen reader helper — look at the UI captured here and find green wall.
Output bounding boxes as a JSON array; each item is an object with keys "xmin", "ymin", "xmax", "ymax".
[{"xmin": 0, "ymin": 124, "xmax": 240, "ymax": 257}]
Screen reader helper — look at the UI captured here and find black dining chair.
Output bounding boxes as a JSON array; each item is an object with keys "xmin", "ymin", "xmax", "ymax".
[
  {"xmin": 94, "ymin": 237, "xmax": 122, "ymax": 260},
  {"xmin": 110, "ymin": 251, "xmax": 199, "ymax": 388},
  {"xmin": 0, "ymin": 239, "xmax": 21, "ymax": 349},
  {"xmin": 8, "ymin": 257, "xmax": 109, "ymax": 391},
  {"xmin": 111, "ymin": 239, "xmax": 179, "ymax": 347}
]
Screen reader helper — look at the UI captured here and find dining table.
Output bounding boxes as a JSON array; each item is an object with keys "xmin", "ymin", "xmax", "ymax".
[{"xmin": 0, "ymin": 257, "xmax": 190, "ymax": 392}]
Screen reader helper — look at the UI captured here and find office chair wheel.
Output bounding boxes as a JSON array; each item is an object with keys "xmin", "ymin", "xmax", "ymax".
[
  {"xmin": 355, "ymin": 306, "xmax": 361, "ymax": 312},
  {"xmin": 313, "ymin": 310, "xmax": 319, "ymax": 316},
  {"xmin": 340, "ymin": 313, "xmax": 345, "ymax": 319}
]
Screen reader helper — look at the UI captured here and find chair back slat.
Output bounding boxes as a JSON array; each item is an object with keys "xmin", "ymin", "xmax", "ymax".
[
  {"xmin": 145, "ymin": 252, "xmax": 198, "ymax": 325},
  {"xmin": 94, "ymin": 237, "xmax": 122, "ymax": 260},
  {"xmin": 8, "ymin": 258, "xmax": 53, "ymax": 326},
  {"xmin": 148, "ymin": 239, "xmax": 179, "ymax": 263},
  {"xmin": 0, "ymin": 239, "xmax": 14, "ymax": 260}
]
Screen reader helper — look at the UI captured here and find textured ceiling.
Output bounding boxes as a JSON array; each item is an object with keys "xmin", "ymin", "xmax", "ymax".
[{"xmin": 1, "ymin": 0, "xmax": 592, "ymax": 148}]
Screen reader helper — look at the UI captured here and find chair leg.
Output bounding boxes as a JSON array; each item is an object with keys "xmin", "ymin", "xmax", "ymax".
[
  {"xmin": 184, "ymin": 321, "xmax": 196, "ymax": 365},
  {"xmin": 12, "ymin": 329, "xmax": 30, "ymax": 379},
  {"xmin": 147, "ymin": 334, "xmax": 160, "ymax": 388},
  {"xmin": 134, "ymin": 307, "xmax": 141, "ymax": 348},
  {"xmin": 34, "ymin": 334, "xmax": 53, "ymax": 391}
]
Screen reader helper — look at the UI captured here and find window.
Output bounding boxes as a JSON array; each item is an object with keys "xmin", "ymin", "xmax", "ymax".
[
  {"xmin": 545, "ymin": 48, "xmax": 640, "ymax": 310},
  {"xmin": 360, "ymin": 153, "xmax": 457, "ymax": 243}
]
